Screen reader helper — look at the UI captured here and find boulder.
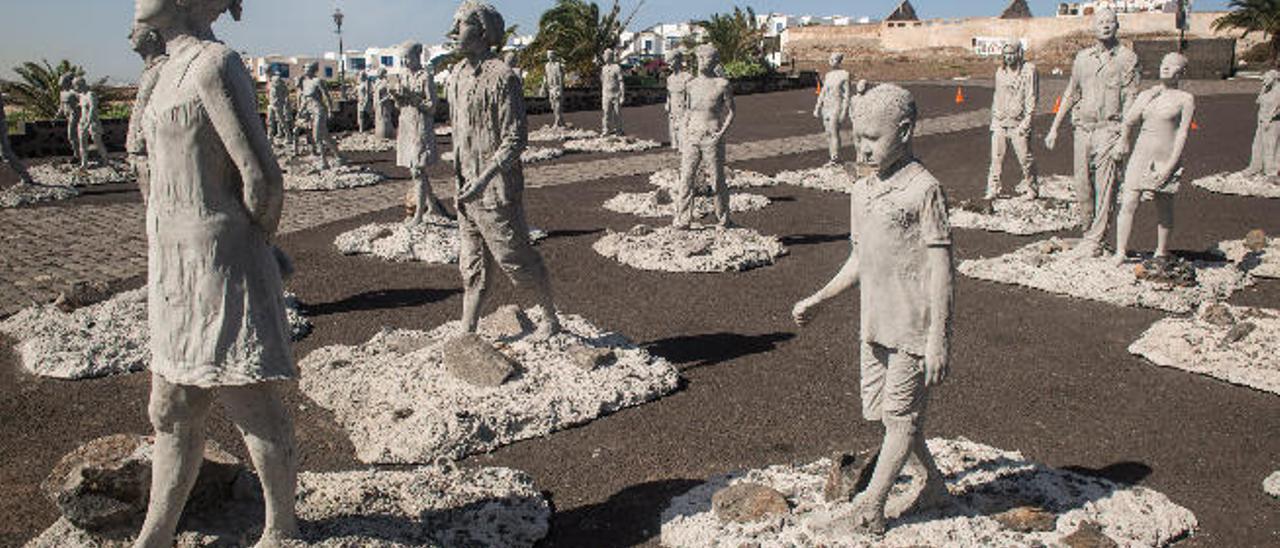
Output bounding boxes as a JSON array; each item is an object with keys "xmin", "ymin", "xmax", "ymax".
[
  {"xmin": 53, "ymin": 280, "xmax": 112, "ymax": 313},
  {"xmin": 568, "ymin": 345, "xmax": 617, "ymax": 371},
  {"xmin": 711, "ymin": 483, "xmax": 789, "ymax": 524},
  {"xmin": 480, "ymin": 305, "xmax": 534, "ymax": 339},
  {"xmin": 822, "ymin": 450, "xmax": 875, "ymax": 503},
  {"xmin": 1222, "ymin": 322, "xmax": 1257, "ymax": 345},
  {"xmin": 1244, "ymin": 229, "xmax": 1268, "ymax": 253},
  {"xmin": 628, "ymin": 224, "xmax": 654, "ymax": 237},
  {"xmin": 442, "ymin": 333, "xmax": 517, "ymax": 387},
  {"xmin": 1061, "ymin": 521, "xmax": 1119, "ymax": 548},
  {"xmin": 992, "ymin": 505, "xmax": 1057, "ymax": 533},
  {"xmin": 41, "ymin": 434, "xmax": 244, "ymax": 532},
  {"xmin": 1135, "ymin": 256, "xmax": 1197, "ymax": 288},
  {"xmin": 1200, "ymin": 303, "xmax": 1235, "ymax": 327}
]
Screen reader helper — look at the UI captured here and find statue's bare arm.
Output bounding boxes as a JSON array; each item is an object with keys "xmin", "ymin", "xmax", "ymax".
[
  {"xmin": 716, "ymin": 81, "xmax": 735, "ymax": 141},
  {"xmin": 924, "ymin": 245, "xmax": 953, "ymax": 386},
  {"xmin": 1046, "ymin": 66, "xmax": 1079, "ymax": 149},
  {"xmin": 200, "ymin": 50, "xmax": 285, "ymax": 237},
  {"xmin": 1159, "ymin": 95, "xmax": 1195, "ymax": 180}
]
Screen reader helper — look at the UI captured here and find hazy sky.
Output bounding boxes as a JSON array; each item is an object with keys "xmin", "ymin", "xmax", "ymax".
[{"xmin": 0, "ymin": 1, "xmax": 1230, "ymax": 83}]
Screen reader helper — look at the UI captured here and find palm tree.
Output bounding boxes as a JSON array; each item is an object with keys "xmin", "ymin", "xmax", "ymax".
[
  {"xmin": 523, "ymin": 0, "xmax": 644, "ymax": 87},
  {"xmin": 1, "ymin": 59, "xmax": 88, "ymax": 119},
  {"xmin": 693, "ymin": 6, "xmax": 766, "ymax": 65},
  {"xmin": 1213, "ymin": 0, "xmax": 1280, "ymax": 64}
]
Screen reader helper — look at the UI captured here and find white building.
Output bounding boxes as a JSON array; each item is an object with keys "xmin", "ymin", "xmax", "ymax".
[
  {"xmin": 243, "ymin": 54, "xmax": 339, "ymax": 83},
  {"xmin": 760, "ymin": 13, "xmax": 874, "ymax": 66},
  {"xmin": 620, "ymin": 22, "xmax": 703, "ymax": 60},
  {"xmin": 1056, "ymin": 0, "xmax": 1184, "ymax": 17}
]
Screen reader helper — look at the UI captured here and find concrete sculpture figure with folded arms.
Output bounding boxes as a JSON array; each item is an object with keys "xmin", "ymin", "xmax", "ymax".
[
  {"xmin": 793, "ymin": 83, "xmax": 954, "ymax": 535},
  {"xmin": 449, "ymin": 0, "xmax": 560, "ymax": 339}
]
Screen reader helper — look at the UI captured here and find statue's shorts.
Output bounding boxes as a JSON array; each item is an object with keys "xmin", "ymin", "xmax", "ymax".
[{"xmin": 859, "ymin": 341, "xmax": 926, "ymax": 431}]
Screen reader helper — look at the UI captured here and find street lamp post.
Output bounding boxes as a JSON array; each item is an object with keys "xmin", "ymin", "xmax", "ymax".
[{"xmin": 333, "ymin": 7, "xmax": 346, "ymax": 98}]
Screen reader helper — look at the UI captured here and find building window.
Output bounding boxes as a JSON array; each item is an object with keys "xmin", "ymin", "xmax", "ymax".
[
  {"xmin": 324, "ymin": 67, "xmax": 333, "ymax": 78},
  {"xmin": 349, "ymin": 58, "xmax": 366, "ymax": 71},
  {"xmin": 381, "ymin": 56, "xmax": 395, "ymax": 67}
]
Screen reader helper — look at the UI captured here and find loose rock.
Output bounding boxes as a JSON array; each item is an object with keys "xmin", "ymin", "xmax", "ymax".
[
  {"xmin": 1200, "ymin": 302, "xmax": 1235, "ymax": 327},
  {"xmin": 568, "ymin": 345, "xmax": 616, "ymax": 371},
  {"xmin": 823, "ymin": 450, "xmax": 875, "ymax": 503},
  {"xmin": 1061, "ymin": 521, "xmax": 1120, "ymax": 548},
  {"xmin": 992, "ymin": 505, "xmax": 1058, "ymax": 533},
  {"xmin": 442, "ymin": 333, "xmax": 518, "ymax": 387},
  {"xmin": 480, "ymin": 305, "xmax": 535, "ymax": 339},
  {"xmin": 712, "ymin": 483, "xmax": 789, "ymax": 524}
]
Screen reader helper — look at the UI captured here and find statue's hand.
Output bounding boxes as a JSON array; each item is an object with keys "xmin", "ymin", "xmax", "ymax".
[
  {"xmin": 792, "ymin": 297, "xmax": 819, "ymax": 327},
  {"xmin": 1045, "ymin": 129, "xmax": 1058, "ymax": 150},
  {"xmin": 924, "ymin": 336, "xmax": 949, "ymax": 387}
]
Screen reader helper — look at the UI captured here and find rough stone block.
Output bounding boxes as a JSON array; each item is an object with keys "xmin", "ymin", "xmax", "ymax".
[
  {"xmin": 711, "ymin": 483, "xmax": 789, "ymax": 524},
  {"xmin": 442, "ymin": 333, "xmax": 517, "ymax": 387}
]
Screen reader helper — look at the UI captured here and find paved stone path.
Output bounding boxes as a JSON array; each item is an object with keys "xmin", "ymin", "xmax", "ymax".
[{"xmin": 0, "ymin": 109, "xmax": 992, "ymax": 317}]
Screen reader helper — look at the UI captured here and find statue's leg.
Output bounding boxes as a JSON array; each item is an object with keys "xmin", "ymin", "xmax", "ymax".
[
  {"xmin": 673, "ymin": 138, "xmax": 701, "ymax": 228},
  {"xmin": 986, "ymin": 128, "xmax": 1007, "ymax": 199},
  {"xmin": 93, "ymin": 125, "xmax": 109, "ymax": 164},
  {"xmin": 1263, "ymin": 121, "xmax": 1280, "ymax": 177},
  {"xmin": 219, "ymin": 383, "xmax": 298, "ymax": 543},
  {"xmin": 78, "ymin": 127, "xmax": 91, "ymax": 168},
  {"xmin": 133, "ymin": 375, "xmax": 214, "ymax": 548},
  {"xmin": 67, "ymin": 119, "xmax": 81, "ymax": 164},
  {"xmin": 481, "ymin": 205, "xmax": 559, "ymax": 338},
  {"xmin": 1154, "ymin": 192, "xmax": 1174, "ymax": 258},
  {"xmin": 458, "ymin": 206, "xmax": 492, "ymax": 334},
  {"xmin": 1113, "ymin": 189, "xmax": 1141, "ymax": 262},
  {"xmin": 1080, "ymin": 128, "xmax": 1121, "ymax": 251},
  {"xmin": 711, "ymin": 140, "xmax": 730, "ymax": 227},
  {"xmin": 1012, "ymin": 127, "xmax": 1038, "ymax": 198},
  {"xmin": 1072, "ymin": 127, "xmax": 1095, "ymax": 231},
  {"xmin": 825, "ymin": 114, "xmax": 841, "ymax": 163},
  {"xmin": 1246, "ymin": 122, "xmax": 1266, "ymax": 176}
]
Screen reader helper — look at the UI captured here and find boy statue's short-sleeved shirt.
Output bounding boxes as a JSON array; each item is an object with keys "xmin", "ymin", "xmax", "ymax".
[{"xmin": 850, "ymin": 160, "xmax": 951, "ymax": 356}]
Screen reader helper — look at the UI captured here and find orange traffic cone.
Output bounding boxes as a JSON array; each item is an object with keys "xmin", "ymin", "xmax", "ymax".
[
  {"xmin": 1191, "ymin": 119, "xmax": 1200, "ymax": 131},
  {"xmin": 955, "ymin": 86, "xmax": 965, "ymax": 104},
  {"xmin": 1052, "ymin": 95, "xmax": 1062, "ymax": 114},
  {"xmin": 816, "ymin": 81, "xmax": 822, "ymax": 96}
]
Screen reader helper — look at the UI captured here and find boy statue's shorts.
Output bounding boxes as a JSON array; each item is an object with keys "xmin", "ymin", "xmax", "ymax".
[{"xmin": 860, "ymin": 341, "xmax": 926, "ymax": 429}]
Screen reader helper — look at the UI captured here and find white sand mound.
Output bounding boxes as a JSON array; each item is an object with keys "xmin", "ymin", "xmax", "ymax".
[
  {"xmin": 27, "ymin": 465, "xmax": 549, "ymax": 548},
  {"xmin": 773, "ymin": 164, "xmax": 855, "ymax": 193},
  {"xmin": 603, "ymin": 190, "xmax": 770, "ymax": 218},
  {"xmin": 1265, "ymin": 472, "xmax": 1280, "ymax": 498},
  {"xmin": 647, "ymin": 168, "xmax": 779, "ymax": 190},
  {"xmin": 593, "ymin": 224, "xmax": 787, "ymax": 273},
  {"xmin": 28, "ymin": 162, "xmax": 131, "ymax": 187},
  {"xmin": 1129, "ymin": 303, "xmax": 1280, "ymax": 395},
  {"xmin": 1031, "ymin": 175, "xmax": 1078, "ymax": 202},
  {"xmin": 335, "ymin": 218, "xmax": 460, "ymax": 264},
  {"xmin": 959, "ymin": 238, "xmax": 1251, "ymax": 313},
  {"xmin": 1215, "ymin": 237, "xmax": 1280, "ymax": 279},
  {"xmin": 660, "ymin": 437, "xmax": 1196, "ymax": 548},
  {"xmin": 298, "ymin": 309, "xmax": 680, "ymax": 463},
  {"xmin": 528, "ymin": 125, "xmax": 597, "ymax": 142},
  {"xmin": 521, "ymin": 147, "xmax": 565, "ymax": 164},
  {"xmin": 0, "ymin": 182, "xmax": 79, "ymax": 208},
  {"xmin": 0, "ymin": 288, "xmax": 312, "ymax": 380},
  {"xmin": 951, "ymin": 195, "xmax": 1079, "ymax": 235},
  {"xmin": 283, "ymin": 162, "xmax": 386, "ymax": 191},
  {"xmin": 563, "ymin": 135, "xmax": 661, "ymax": 154},
  {"xmin": 336, "ymin": 133, "xmax": 395, "ymax": 153},
  {"xmin": 1191, "ymin": 172, "xmax": 1280, "ymax": 198}
]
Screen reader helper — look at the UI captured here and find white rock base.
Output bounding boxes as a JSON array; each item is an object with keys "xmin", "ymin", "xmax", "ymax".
[
  {"xmin": 951, "ymin": 195, "xmax": 1079, "ymax": 235},
  {"xmin": 335, "ymin": 218, "xmax": 460, "ymax": 264},
  {"xmin": 647, "ymin": 168, "xmax": 779, "ymax": 190},
  {"xmin": 1129, "ymin": 303, "xmax": 1280, "ymax": 395},
  {"xmin": 563, "ymin": 135, "xmax": 661, "ymax": 154},
  {"xmin": 959, "ymin": 238, "xmax": 1251, "ymax": 313},
  {"xmin": 593, "ymin": 225, "xmax": 787, "ymax": 273},
  {"xmin": 298, "ymin": 310, "xmax": 680, "ymax": 463},
  {"xmin": 528, "ymin": 125, "xmax": 596, "ymax": 142},
  {"xmin": 282, "ymin": 159, "xmax": 386, "ymax": 191},
  {"xmin": 444, "ymin": 147, "xmax": 564, "ymax": 165},
  {"xmin": 1265, "ymin": 472, "xmax": 1280, "ymax": 498},
  {"xmin": 336, "ymin": 133, "xmax": 395, "ymax": 153},
  {"xmin": 0, "ymin": 288, "xmax": 311, "ymax": 380},
  {"xmin": 29, "ymin": 162, "xmax": 131, "ymax": 187},
  {"xmin": 773, "ymin": 164, "xmax": 855, "ymax": 194},
  {"xmin": 603, "ymin": 191, "xmax": 770, "ymax": 219},
  {"xmin": 26, "ymin": 466, "xmax": 550, "ymax": 548},
  {"xmin": 660, "ymin": 437, "xmax": 1196, "ymax": 548},
  {"xmin": 1215, "ymin": 237, "xmax": 1280, "ymax": 279},
  {"xmin": 1191, "ymin": 172, "xmax": 1280, "ymax": 198},
  {"xmin": 0, "ymin": 182, "xmax": 79, "ymax": 208}
]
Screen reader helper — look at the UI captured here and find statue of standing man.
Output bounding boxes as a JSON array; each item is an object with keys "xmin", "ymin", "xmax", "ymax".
[
  {"xmin": 266, "ymin": 70, "xmax": 292, "ymax": 145},
  {"xmin": 673, "ymin": 44, "xmax": 736, "ymax": 230},
  {"xmin": 665, "ymin": 49, "xmax": 693, "ymax": 151},
  {"xmin": 600, "ymin": 49, "xmax": 625, "ymax": 136},
  {"xmin": 59, "ymin": 73, "xmax": 82, "ymax": 164},
  {"xmin": 449, "ymin": 0, "xmax": 561, "ymax": 338},
  {"xmin": 1045, "ymin": 8, "xmax": 1139, "ymax": 257},
  {"xmin": 356, "ymin": 70, "xmax": 374, "ymax": 133},
  {"xmin": 373, "ymin": 67, "xmax": 397, "ymax": 140},
  {"xmin": 543, "ymin": 51, "xmax": 566, "ymax": 127},
  {"xmin": 296, "ymin": 61, "xmax": 342, "ymax": 168},
  {"xmin": 1241, "ymin": 69, "xmax": 1280, "ymax": 179},
  {"xmin": 814, "ymin": 52, "xmax": 851, "ymax": 165},
  {"xmin": 987, "ymin": 42, "xmax": 1039, "ymax": 200},
  {"xmin": 75, "ymin": 76, "xmax": 110, "ymax": 168}
]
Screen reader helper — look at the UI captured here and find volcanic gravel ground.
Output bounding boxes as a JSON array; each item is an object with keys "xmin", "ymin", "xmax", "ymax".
[{"xmin": 0, "ymin": 89, "xmax": 1276, "ymax": 548}]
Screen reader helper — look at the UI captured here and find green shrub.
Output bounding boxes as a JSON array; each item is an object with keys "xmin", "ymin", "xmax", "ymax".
[{"xmin": 722, "ymin": 59, "xmax": 768, "ymax": 79}]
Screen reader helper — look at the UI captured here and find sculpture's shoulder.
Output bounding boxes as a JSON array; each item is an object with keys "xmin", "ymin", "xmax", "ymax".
[
  {"xmin": 191, "ymin": 42, "xmax": 249, "ymax": 86},
  {"xmin": 1115, "ymin": 45, "xmax": 1139, "ymax": 66},
  {"xmin": 1021, "ymin": 62, "xmax": 1038, "ymax": 76}
]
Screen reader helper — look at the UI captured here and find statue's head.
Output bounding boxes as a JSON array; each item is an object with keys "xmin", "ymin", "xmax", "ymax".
[
  {"xmin": 1159, "ymin": 51, "xmax": 1188, "ymax": 82},
  {"xmin": 852, "ymin": 84, "xmax": 917, "ymax": 169},
  {"xmin": 129, "ymin": 21, "xmax": 165, "ymax": 60},
  {"xmin": 402, "ymin": 41, "xmax": 424, "ymax": 70},
  {"xmin": 378, "ymin": 67, "xmax": 388, "ymax": 78},
  {"xmin": 547, "ymin": 50, "xmax": 558, "ymax": 62},
  {"xmin": 1093, "ymin": 8, "xmax": 1119, "ymax": 42},
  {"xmin": 829, "ymin": 52, "xmax": 844, "ymax": 68},
  {"xmin": 695, "ymin": 44, "xmax": 719, "ymax": 75},
  {"xmin": 304, "ymin": 62, "xmax": 319, "ymax": 77},
  {"xmin": 665, "ymin": 48, "xmax": 684, "ymax": 68},
  {"xmin": 135, "ymin": 0, "xmax": 242, "ymax": 30},
  {"xmin": 855, "ymin": 79, "xmax": 868, "ymax": 94},
  {"xmin": 59, "ymin": 73, "xmax": 76, "ymax": 90},
  {"xmin": 604, "ymin": 49, "xmax": 617, "ymax": 64},
  {"xmin": 450, "ymin": 1, "xmax": 505, "ymax": 57},
  {"xmin": 73, "ymin": 76, "xmax": 88, "ymax": 92},
  {"xmin": 1001, "ymin": 42, "xmax": 1023, "ymax": 67},
  {"xmin": 503, "ymin": 50, "xmax": 518, "ymax": 67}
]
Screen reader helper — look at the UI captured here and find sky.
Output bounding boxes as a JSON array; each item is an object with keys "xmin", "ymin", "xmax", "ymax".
[{"xmin": 0, "ymin": 0, "xmax": 1233, "ymax": 83}]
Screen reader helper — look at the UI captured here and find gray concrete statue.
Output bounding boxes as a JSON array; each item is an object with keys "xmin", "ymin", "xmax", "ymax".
[
  {"xmin": 59, "ymin": 73, "xmax": 82, "ymax": 163},
  {"xmin": 393, "ymin": 41, "xmax": 447, "ymax": 221},
  {"xmin": 847, "ymin": 78, "xmax": 870, "ymax": 157},
  {"xmin": 127, "ymin": 21, "xmax": 168, "ymax": 199},
  {"xmin": 543, "ymin": 50, "xmax": 566, "ymax": 127},
  {"xmin": 266, "ymin": 71, "xmax": 292, "ymax": 144},
  {"xmin": 793, "ymin": 84, "xmax": 954, "ymax": 535},
  {"xmin": 600, "ymin": 49, "xmax": 625, "ymax": 136},
  {"xmin": 1113, "ymin": 52, "xmax": 1195, "ymax": 263},
  {"xmin": 665, "ymin": 49, "xmax": 692, "ymax": 150},
  {"xmin": 1045, "ymin": 8, "xmax": 1139, "ymax": 257},
  {"xmin": 75, "ymin": 76, "xmax": 110, "ymax": 168},
  {"xmin": 814, "ymin": 52, "xmax": 851, "ymax": 164},
  {"xmin": 673, "ymin": 44, "xmax": 736, "ymax": 229},
  {"xmin": 0, "ymin": 91, "xmax": 34, "ymax": 185},
  {"xmin": 356, "ymin": 70, "xmax": 374, "ymax": 133},
  {"xmin": 448, "ymin": 0, "xmax": 560, "ymax": 338},
  {"xmin": 296, "ymin": 61, "xmax": 342, "ymax": 168},
  {"xmin": 373, "ymin": 67, "xmax": 396, "ymax": 140},
  {"xmin": 132, "ymin": 0, "xmax": 298, "ymax": 545},
  {"xmin": 988, "ymin": 42, "xmax": 1039, "ymax": 199},
  {"xmin": 1243, "ymin": 69, "xmax": 1280, "ymax": 178}
]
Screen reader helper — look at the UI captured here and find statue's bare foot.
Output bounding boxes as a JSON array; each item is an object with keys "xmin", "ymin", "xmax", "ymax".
[
  {"xmin": 716, "ymin": 219, "xmax": 739, "ymax": 230},
  {"xmin": 847, "ymin": 499, "xmax": 887, "ymax": 536},
  {"xmin": 531, "ymin": 316, "xmax": 561, "ymax": 340},
  {"xmin": 1066, "ymin": 241, "xmax": 1102, "ymax": 259},
  {"xmin": 904, "ymin": 476, "xmax": 953, "ymax": 516}
]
